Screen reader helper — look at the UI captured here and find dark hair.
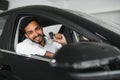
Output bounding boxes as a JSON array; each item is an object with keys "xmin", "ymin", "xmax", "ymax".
[{"xmin": 20, "ymin": 16, "xmax": 41, "ymax": 33}]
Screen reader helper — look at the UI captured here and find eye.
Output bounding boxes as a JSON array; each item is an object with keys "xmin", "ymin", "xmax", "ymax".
[{"xmin": 27, "ymin": 31, "xmax": 33, "ymax": 35}]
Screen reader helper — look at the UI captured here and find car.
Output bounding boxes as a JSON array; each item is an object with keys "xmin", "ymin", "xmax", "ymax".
[{"xmin": 0, "ymin": 5, "xmax": 120, "ymax": 80}]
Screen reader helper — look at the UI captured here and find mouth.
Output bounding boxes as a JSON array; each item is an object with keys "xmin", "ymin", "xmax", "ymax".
[{"xmin": 33, "ymin": 35, "xmax": 42, "ymax": 41}]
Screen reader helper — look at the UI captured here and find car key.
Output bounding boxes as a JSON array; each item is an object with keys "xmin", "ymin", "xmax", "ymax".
[{"xmin": 49, "ymin": 32, "xmax": 54, "ymax": 39}]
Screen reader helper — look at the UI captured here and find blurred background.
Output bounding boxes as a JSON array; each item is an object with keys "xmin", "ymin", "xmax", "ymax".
[{"xmin": 0, "ymin": 0, "xmax": 120, "ymax": 25}]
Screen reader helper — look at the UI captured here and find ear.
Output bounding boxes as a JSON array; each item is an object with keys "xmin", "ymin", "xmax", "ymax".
[{"xmin": 25, "ymin": 34, "xmax": 29, "ymax": 39}]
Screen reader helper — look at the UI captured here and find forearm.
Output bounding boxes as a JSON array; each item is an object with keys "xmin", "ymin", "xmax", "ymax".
[{"xmin": 44, "ymin": 51, "xmax": 54, "ymax": 58}]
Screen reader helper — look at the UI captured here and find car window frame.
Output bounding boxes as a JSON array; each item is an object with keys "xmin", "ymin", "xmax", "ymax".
[{"xmin": 12, "ymin": 11, "xmax": 102, "ymax": 59}]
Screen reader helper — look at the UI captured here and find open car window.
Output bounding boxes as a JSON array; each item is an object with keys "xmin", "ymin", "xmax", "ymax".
[{"xmin": 14, "ymin": 15, "xmax": 95, "ymax": 60}]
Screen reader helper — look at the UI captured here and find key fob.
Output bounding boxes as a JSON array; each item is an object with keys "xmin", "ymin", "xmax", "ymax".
[{"xmin": 49, "ymin": 32, "xmax": 54, "ymax": 39}]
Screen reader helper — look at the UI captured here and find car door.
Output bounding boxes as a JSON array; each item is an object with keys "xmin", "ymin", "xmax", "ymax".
[{"xmin": 0, "ymin": 14, "xmax": 17, "ymax": 80}]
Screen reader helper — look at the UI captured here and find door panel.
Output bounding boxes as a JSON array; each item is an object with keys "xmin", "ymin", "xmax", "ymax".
[{"xmin": 1, "ymin": 51, "xmax": 73, "ymax": 80}]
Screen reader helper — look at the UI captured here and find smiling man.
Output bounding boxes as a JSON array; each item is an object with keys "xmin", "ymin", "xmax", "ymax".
[{"xmin": 16, "ymin": 17, "xmax": 67, "ymax": 58}]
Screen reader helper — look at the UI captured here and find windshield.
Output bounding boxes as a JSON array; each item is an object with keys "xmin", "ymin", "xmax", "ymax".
[{"xmin": 67, "ymin": 10, "xmax": 120, "ymax": 35}]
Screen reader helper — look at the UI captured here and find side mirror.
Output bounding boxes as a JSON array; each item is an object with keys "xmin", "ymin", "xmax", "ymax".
[{"xmin": 50, "ymin": 42, "xmax": 120, "ymax": 79}]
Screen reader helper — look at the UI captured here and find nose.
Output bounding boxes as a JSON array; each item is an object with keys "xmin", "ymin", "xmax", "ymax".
[{"xmin": 33, "ymin": 31, "xmax": 38, "ymax": 36}]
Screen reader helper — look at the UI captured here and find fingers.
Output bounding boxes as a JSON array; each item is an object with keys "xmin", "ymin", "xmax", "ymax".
[
  {"xmin": 54, "ymin": 33, "xmax": 62, "ymax": 39},
  {"xmin": 53, "ymin": 33, "xmax": 67, "ymax": 45}
]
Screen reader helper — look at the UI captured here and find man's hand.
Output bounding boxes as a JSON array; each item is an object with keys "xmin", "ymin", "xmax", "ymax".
[{"xmin": 53, "ymin": 33, "xmax": 67, "ymax": 46}]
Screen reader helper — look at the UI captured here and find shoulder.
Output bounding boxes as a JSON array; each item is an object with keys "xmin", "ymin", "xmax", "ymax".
[{"xmin": 16, "ymin": 39, "xmax": 30, "ymax": 47}]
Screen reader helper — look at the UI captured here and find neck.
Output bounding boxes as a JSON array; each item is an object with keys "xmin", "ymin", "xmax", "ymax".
[{"xmin": 40, "ymin": 39, "xmax": 45, "ymax": 47}]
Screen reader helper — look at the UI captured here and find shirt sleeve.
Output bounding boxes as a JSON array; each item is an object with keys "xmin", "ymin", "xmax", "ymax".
[
  {"xmin": 54, "ymin": 42, "xmax": 62, "ymax": 52},
  {"xmin": 16, "ymin": 43, "xmax": 46, "ymax": 57}
]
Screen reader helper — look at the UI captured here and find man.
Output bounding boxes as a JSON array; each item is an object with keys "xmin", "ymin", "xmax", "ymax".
[{"xmin": 16, "ymin": 17, "xmax": 67, "ymax": 58}]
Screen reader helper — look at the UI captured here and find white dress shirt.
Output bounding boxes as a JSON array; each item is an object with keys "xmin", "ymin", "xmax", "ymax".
[{"xmin": 16, "ymin": 36, "xmax": 62, "ymax": 57}]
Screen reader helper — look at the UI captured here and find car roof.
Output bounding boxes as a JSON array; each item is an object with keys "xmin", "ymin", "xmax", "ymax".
[{"xmin": 0, "ymin": 5, "xmax": 69, "ymax": 15}]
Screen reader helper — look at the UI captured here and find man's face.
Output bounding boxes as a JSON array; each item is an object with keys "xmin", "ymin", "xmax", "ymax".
[{"xmin": 24, "ymin": 21, "xmax": 44, "ymax": 43}]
